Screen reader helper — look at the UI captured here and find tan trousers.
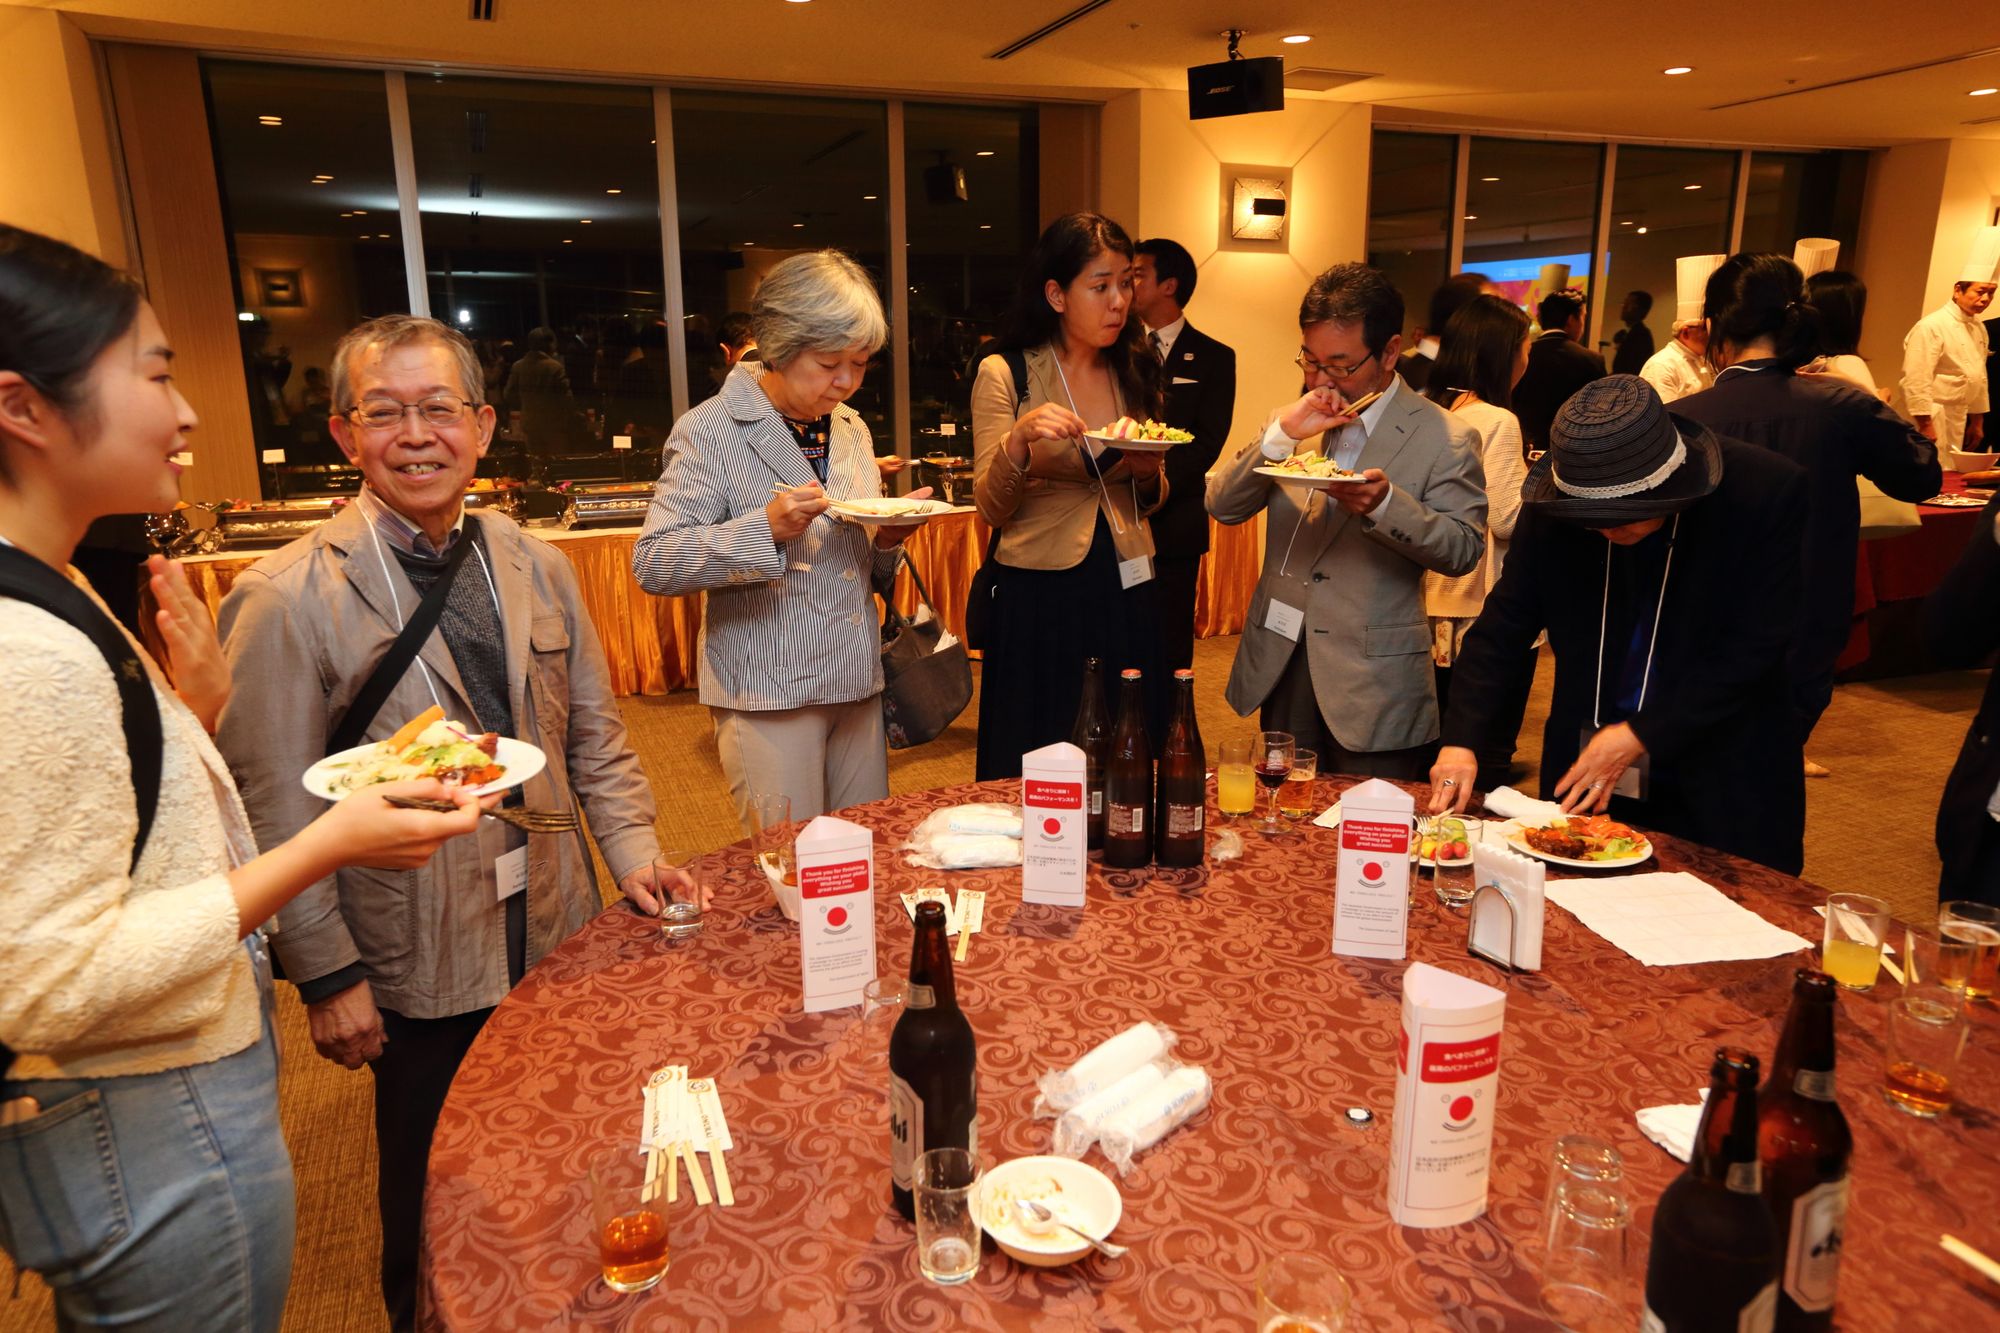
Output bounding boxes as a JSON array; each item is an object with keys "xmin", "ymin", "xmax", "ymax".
[{"xmin": 712, "ymin": 696, "xmax": 890, "ymax": 833}]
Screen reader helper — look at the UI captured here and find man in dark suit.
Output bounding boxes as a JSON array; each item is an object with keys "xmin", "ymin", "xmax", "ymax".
[
  {"xmin": 1512, "ymin": 290, "xmax": 1607, "ymax": 451},
  {"xmin": 1610, "ymin": 289, "xmax": 1656, "ymax": 376},
  {"xmin": 1429, "ymin": 375, "xmax": 1810, "ymax": 874},
  {"xmin": 1928, "ymin": 493, "xmax": 2000, "ymax": 907},
  {"xmin": 1135, "ymin": 237, "xmax": 1237, "ymax": 672},
  {"xmin": 1398, "ymin": 272, "xmax": 1489, "ymax": 394}
]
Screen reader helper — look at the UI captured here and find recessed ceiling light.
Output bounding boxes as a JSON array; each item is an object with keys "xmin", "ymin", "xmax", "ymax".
[
  {"xmin": 606, "ymin": 188, "xmax": 622, "ymax": 195},
  {"xmin": 579, "ymin": 218, "xmax": 592, "ymax": 224},
  {"xmin": 792, "ymin": 222, "xmax": 805, "ymax": 228},
  {"xmin": 1281, "ymin": 34, "xmax": 1311, "ymax": 45},
  {"xmin": 562, "ymin": 238, "xmax": 573, "ymax": 244},
  {"xmin": 1636, "ymin": 226, "xmax": 1649, "ymax": 234},
  {"xmin": 339, "ymin": 212, "xmax": 351, "ymax": 218},
  {"xmin": 1620, "ymin": 220, "xmax": 1634, "ymax": 226},
  {"xmin": 354, "ymin": 210, "xmax": 367, "ymax": 216},
  {"xmin": 377, "ymin": 233, "xmax": 390, "ymax": 239},
  {"xmin": 1464, "ymin": 214, "xmax": 1478, "ymax": 220},
  {"xmin": 311, "ymin": 176, "xmax": 332, "ymax": 184},
  {"xmin": 237, "ymin": 311, "xmax": 256, "ymax": 321},
  {"xmin": 975, "ymin": 150, "xmax": 995, "ymax": 157},
  {"xmin": 863, "ymin": 194, "xmax": 878, "ymax": 200},
  {"xmin": 1972, "ymin": 88, "xmax": 1999, "ymax": 96},
  {"xmin": 258, "ymin": 115, "xmax": 283, "ymax": 126},
  {"xmin": 1683, "ymin": 184, "xmax": 1701, "ymax": 190},
  {"xmin": 784, "ymin": 0, "xmax": 811, "ymax": 5},
  {"xmin": 979, "ymin": 224, "xmax": 992, "ymax": 230},
  {"xmin": 1480, "ymin": 176, "xmax": 1499, "ymax": 182},
  {"xmin": 1663, "ymin": 66, "xmax": 1693, "ymax": 76}
]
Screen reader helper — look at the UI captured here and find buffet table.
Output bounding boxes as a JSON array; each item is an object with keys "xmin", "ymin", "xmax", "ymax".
[
  {"xmin": 164, "ymin": 511, "xmax": 1265, "ymax": 696},
  {"xmin": 419, "ymin": 779, "xmax": 2000, "ymax": 1330},
  {"xmin": 1840, "ymin": 474, "xmax": 1989, "ymax": 679}
]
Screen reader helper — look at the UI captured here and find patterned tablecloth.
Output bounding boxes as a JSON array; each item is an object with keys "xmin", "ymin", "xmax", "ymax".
[{"xmin": 420, "ymin": 780, "xmax": 2000, "ymax": 1330}]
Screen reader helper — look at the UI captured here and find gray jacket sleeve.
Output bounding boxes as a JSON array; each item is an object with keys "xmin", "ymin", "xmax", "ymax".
[{"xmin": 1358, "ymin": 417, "xmax": 1487, "ymax": 578}]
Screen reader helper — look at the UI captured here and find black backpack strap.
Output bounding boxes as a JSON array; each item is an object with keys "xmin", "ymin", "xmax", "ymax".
[
  {"xmin": 1002, "ymin": 346, "xmax": 1031, "ymax": 412},
  {"xmin": 327, "ymin": 533, "xmax": 475, "ymax": 755},
  {"xmin": 0, "ymin": 546, "xmax": 162, "ymax": 873}
]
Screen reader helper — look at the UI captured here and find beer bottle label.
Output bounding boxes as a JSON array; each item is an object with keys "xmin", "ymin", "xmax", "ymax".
[
  {"xmin": 1783, "ymin": 1176, "xmax": 1848, "ymax": 1312},
  {"xmin": 888, "ymin": 1071, "xmax": 922, "ymax": 1193},
  {"xmin": 1792, "ymin": 1067, "xmax": 1836, "ymax": 1102},
  {"xmin": 1726, "ymin": 1160, "xmax": 1762, "ymax": 1195},
  {"xmin": 1110, "ymin": 804, "xmax": 1143, "ymax": 835},
  {"xmin": 1089, "ymin": 790, "xmax": 1103, "ymax": 816},
  {"xmin": 1166, "ymin": 803, "xmax": 1202, "ymax": 835},
  {"xmin": 1739, "ymin": 1280, "xmax": 1777, "ymax": 1333}
]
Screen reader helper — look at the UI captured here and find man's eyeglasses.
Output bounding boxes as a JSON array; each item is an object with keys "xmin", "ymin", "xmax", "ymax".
[
  {"xmin": 1295, "ymin": 348, "xmax": 1379, "ymax": 380},
  {"xmin": 346, "ymin": 395, "xmax": 479, "ymax": 431}
]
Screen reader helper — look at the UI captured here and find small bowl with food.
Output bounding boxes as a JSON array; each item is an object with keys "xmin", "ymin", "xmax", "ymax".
[{"xmin": 975, "ymin": 1155, "xmax": 1122, "ymax": 1267}]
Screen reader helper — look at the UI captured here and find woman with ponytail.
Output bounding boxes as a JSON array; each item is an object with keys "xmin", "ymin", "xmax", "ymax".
[{"xmin": 1674, "ymin": 252, "xmax": 1940, "ymax": 753}]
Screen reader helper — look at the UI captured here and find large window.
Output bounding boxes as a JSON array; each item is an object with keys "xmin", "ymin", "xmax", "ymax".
[
  {"xmin": 1366, "ymin": 131, "xmax": 1458, "ymax": 343},
  {"xmin": 1601, "ymin": 146, "xmax": 1739, "ymax": 368},
  {"xmin": 1462, "ymin": 138, "xmax": 1605, "ymax": 333},
  {"xmin": 203, "ymin": 61, "xmax": 410, "ymax": 479},
  {"xmin": 1740, "ymin": 150, "xmax": 1868, "ymax": 261}
]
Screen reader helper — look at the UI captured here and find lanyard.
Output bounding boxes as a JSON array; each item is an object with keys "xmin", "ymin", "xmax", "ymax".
[
  {"xmin": 1049, "ymin": 354, "xmax": 1135, "ymax": 536},
  {"xmin": 1592, "ymin": 514, "xmax": 1678, "ymax": 729},
  {"xmin": 366, "ymin": 516, "xmax": 505, "ymax": 726}
]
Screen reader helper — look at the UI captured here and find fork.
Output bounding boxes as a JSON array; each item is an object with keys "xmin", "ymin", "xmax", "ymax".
[{"xmin": 383, "ymin": 793, "xmax": 579, "ymax": 834}]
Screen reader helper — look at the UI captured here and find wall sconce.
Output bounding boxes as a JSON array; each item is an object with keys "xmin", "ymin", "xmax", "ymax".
[{"xmin": 1219, "ymin": 163, "xmax": 1292, "ymax": 252}]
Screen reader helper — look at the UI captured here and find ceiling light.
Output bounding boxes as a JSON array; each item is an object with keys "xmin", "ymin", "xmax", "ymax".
[
  {"xmin": 579, "ymin": 218, "xmax": 592, "ymax": 224},
  {"xmin": 979, "ymin": 224, "xmax": 992, "ymax": 230},
  {"xmin": 1480, "ymin": 176, "xmax": 1499, "ymax": 182},
  {"xmin": 975, "ymin": 150, "xmax": 995, "ymax": 157},
  {"xmin": 1663, "ymin": 66, "xmax": 1693, "ymax": 76},
  {"xmin": 1620, "ymin": 220, "xmax": 1634, "ymax": 226},
  {"xmin": 1281, "ymin": 34, "xmax": 1311, "ymax": 45},
  {"xmin": 863, "ymin": 194, "xmax": 878, "ymax": 200},
  {"xmin": 1972, "ymin": 88, "xmax": 1999, "ymax": 97},
  {"xmin": 1464, "ymin": 214, "xmax": 1477, "ymax": 220},
  {"xmin": 1636, "ymin": 226, "xmax": 1649, "ymax": 234},
  {"xmin": 456, "ymin": 309, "xmax": 472, "ymax": 326},
  {"xmin": 258, "ymin": 115, "xmax": 282, "ymax": 126},
  {"xmin": 792, "ymin": 222, "xmax": 805, "ymax": 228},
  {"xmin": 354, "ymin": 210, "xmax": 367, "ymax": 216},
  {"xmin": 1683, "ymin": 184, "xmax": 1701, "ymax": 190},
  {"xmin": 237, "ymin": 311, "xmax": 256, "ymax": 322},
  {"xmin": 562, "ymin": 238, "xmax": 573, "ymax": 244},
  {"xmin": 606, "ymin": 188, "xmax": 622, "ymax": 195}
]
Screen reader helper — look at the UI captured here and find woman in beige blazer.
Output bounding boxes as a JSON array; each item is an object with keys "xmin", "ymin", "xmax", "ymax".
[{"xmin": 971, "ymin": 212, "xmax": 1167, "ymax": 779}]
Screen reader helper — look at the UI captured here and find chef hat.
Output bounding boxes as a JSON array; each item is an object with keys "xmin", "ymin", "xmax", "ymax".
[
  {"xmin": 1793, "ymin": 238, "xmax": 1840, "ymax": 279},
  {"xmin": 1537, "ymin": 263, "xmax": 1571, "ymax": 298},
  {"xmin": 1959, "ymin": 225, "xmax": 2000, "ymax": 284},
  {"xmin": 1674, "ymin": 254, "xmax": 1727, "ymax": 326}
]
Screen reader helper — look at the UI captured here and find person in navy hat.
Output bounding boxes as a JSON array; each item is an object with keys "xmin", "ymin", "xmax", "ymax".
[{"xmin": 1428, "ymin": 374, "xmax": 1811, "ymax": 874}]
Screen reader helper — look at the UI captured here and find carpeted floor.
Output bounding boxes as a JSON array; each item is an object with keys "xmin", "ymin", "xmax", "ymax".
[{"xmin": 2, "ymin": 641, "xmax": 1980, "ymax": 1331}]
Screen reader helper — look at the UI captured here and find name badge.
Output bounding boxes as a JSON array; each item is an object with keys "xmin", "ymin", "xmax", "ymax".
[
  {"xmin": 1579, "ymin": 725, "xmax": 1648, "ymax": 801},
  {"xmin": 495, "ymin": 844, "xmax": 529, "ymax": 901},
  {"xmin": 1263, "ymin": 598, "xmax": 1305, "ymax": 642},
  {"xmin": 1117, "ymin": 554, "xmax": 1154, "ymax": 589}
]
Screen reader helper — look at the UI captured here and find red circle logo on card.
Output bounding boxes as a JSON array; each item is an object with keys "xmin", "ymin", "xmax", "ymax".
[
  {"xmin": 1043, "ymin": 817, "xmax": 1062, "ymax": 836},
  {"xmin": 1364, "ymin": 861, "xmax": 1383, "ymax": 879},
  {"xmin": 1449, "ymin": 1095, "xmax": 1475, "ymax": 1122},
  {"xmin": 827, "ymin": 906, "xmax": 848, "ymax": 928}
]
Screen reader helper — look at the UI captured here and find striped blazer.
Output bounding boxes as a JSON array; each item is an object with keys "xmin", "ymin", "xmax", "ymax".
[{"xmin": 632, "ymin": 362, "xmax": 900, "ymax": 711}]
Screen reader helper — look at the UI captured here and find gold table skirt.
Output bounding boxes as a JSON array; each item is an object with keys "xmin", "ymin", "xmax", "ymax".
[{"xmin": 167, "ymin": 511, "xmax": 1265, "ymax": 697}]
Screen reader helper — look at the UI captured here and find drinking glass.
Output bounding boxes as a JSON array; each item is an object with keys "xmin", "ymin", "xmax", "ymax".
[
  {"xmin": 1884, "ymin": 985, "xmax": 1969, "ymax": 1118},
  {"xmin": 1822, "ymin": 892, "xmax": 1890, "ymax": 991},
  {"xmin": 1904, "ymin": 923, "xmax": 1976, "ymax": 993},
  {"xmin": 749, "ymin": 793, "xmax": 797, "ymax": 917},
  {"xmin": 1253, "ymin": 731, "xmax": 1296, "ymax": 837},
  {"xmin": 651, "ymin": 849, "xmax": 703, "ymax": 940},
  {"xmin": 1940, "ymin": 901, "xmax": 2000, "ymax": 999},
  {"xmin": 913, "ymin": 1147, "xmax": 981, "ymax": 1285},
  {"xmin": 1538, "ymin": 1136, "xmax": 1630, "ymax": 1332},
  {"xmin": 1429, "ymin": 819, "xmax": 1486, "ymax": 909},
  {"xmin": 590, "ymin": 1149, "xmax": 669, "ymax": 1293},
  {"xmin": 1256, "ymin": 1251, "xmax": 1354, "ymax": 1332},
  {"xmin": 1217, "ymin": 739, "xmax": 1257, "ymax": 818},
  {"xmin": 1279, "ymin": 749, "xmax": 1319, "ymax": 819}
]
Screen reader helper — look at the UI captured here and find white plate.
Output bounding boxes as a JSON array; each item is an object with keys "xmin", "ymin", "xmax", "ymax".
[
  {"xmin": 1415, "ymin": 817, "xmax": 1513, "ymax": 868},
  {"xmin": 1081, "ymin": 432, "xmax": 1185, "ymax": 453},
  {"xmin": 826, "ymin": 498, "xmax": 958, "ymax": 525},
  {"xmin": 302, "ymin": 736, "xmax": 547, "ymax": 802},
  {"xmin": 975, "ymin": 1155, "xmax": 1122, "ymax": 1268},
  {"xmin": 1254, "ymin": 465, "xmax": 1368, "ymax": 487},
  {"xmin": 1505, "ymin": 825, "xmax": 1653, "ymax": 871}
]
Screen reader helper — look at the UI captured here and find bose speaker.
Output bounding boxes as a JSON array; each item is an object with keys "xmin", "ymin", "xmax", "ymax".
[{"xmin": 1187, "ymin": 56, "xmax": 1285, "ymax": 120}]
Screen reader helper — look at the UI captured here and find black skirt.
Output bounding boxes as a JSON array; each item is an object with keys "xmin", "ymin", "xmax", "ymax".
[{"xmin": 974, "ymin": 515, "xmax": 1165, "ymax": 781}]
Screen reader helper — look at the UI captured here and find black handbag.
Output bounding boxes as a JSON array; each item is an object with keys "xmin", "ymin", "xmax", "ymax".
[{"xmin": 881, "ymin": 551, "xmax": 972, "ymax": 749}]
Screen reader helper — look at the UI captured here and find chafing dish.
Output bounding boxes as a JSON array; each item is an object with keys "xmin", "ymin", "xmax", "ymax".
[
  {"xmin": 914, "ymin": 451, "xmax": 974, "ymax": 505},
  {"xmin": 210, "ymin": 499, "xmax": 344, "ymax": 550},
  {"xmin": 565, "ymin": 482, "xmax": 655, "ymax": 529}
]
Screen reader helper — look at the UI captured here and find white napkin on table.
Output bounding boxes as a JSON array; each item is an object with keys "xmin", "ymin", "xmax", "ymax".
[
  {"xmin": 1036, "ymin": 1021, "xmax": 1177, "ymax": 1112},
  {"xmin": 1481, "ymin": 785, "xmax": 1566, "ymax": 824},
  {"xmin": 1545, "ymin": 871, "xmax": 1812, "ymax": 967},
  {"xmin": 1312, "ymin": 799, "xmax": 1343, "ymax": 829},
  {"xmin": 1635, "ymin": 1088, "xmax": 1708, "ymax": 1163},
  {"xmin": 945, "ymin": 804, "xmax": 1023, "ymax": 838},
  {"xmin": 1097, "ymin": 1065, "xmax": 1213, "ymax": 1175}
]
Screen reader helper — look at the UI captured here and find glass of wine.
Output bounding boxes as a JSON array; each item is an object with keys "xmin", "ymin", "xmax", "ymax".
[{"xmin": 1253, "ymin": 731, "xmax": 1296, "ymax": 837}]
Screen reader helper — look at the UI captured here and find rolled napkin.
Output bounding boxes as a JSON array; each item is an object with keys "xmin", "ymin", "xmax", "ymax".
[
  {"xmin": 945, "ymin": 803, "xmax": 1024, "ymax": 839},
  {"xmin": 1635, "ymin": 1089, "xmax": 1708, "ymax": 1163},
  {"xmin": 931, "ymin": 834, "xmax": 1022, "ymax": 870},
  {"xmin": 1036, "ymin": 1021, "xmax": 1178, "ymax": 1113},
  {"xmin": 1482, "ymin": 785, "xmax": 1565, "ymax": 825},
  {"xmin": 1097, "ymin": 1065, "xmax": 1213, "ymax": 1175},
  {"xmin": 1053, "ymin": 1061, "xmax": 1168, "ymax": 1158}
]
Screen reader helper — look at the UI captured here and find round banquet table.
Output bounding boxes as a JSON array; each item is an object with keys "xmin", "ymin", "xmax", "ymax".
[{"xmin": 421, "ymin": 780, "xmax": 2000, "ymax": 1331}]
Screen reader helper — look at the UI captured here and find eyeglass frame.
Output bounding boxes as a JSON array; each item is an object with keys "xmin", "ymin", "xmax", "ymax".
[
  {"xmin": 343, "ymin": 393, "xmax": 484, "ymax": 431},
  {"xmin": 1294, "ymin": 346, "xmax": 1381, "ymax": 380}
]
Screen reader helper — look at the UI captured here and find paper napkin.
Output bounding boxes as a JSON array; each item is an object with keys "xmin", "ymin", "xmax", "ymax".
[{"xmin": 1545, "ymin": 871, "xmax": 1811, "ymax": 966}]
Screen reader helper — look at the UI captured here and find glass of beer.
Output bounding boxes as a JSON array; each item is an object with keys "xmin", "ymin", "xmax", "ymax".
[
  {"xmin": 1883, "ymin": 985, "xmax": 1968, "ymax": 1118},
  {"xmin": 1257, "ymin": 1251, "xmax": 1353, "ymax": 1332},
  {"xmin": 913, "ymin": 1147, "xmax": 981, "ymax": 1285},
  {"xmin": 1905, "ymin": 923, "xmax": 1976, "ymax": 993},
  {"xmin": 1539, "ymin": 1135, "xmax": 1630, "ymax": 1332},
  {"xmin": 1217, "ymin": 739, "xmax": 1257, "ymax": 819},
  {"xmin": 1279, "ymin": 749, "xmax": 1318, "ymax": 819},
  {"xmin": 1939, "ymin": 901, "xmax": 2000, "ymax": 999},
  {"xmin": 590, "ymin": 1150, "xmax": 669, "ymax": 1293},
  {"xmin": 1821, "ymin": 892, "xmax": 1890, "ymax": 991}
]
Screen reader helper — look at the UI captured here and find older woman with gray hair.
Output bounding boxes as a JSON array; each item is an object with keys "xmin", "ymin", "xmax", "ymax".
[{"xmin": 633, "ymin": 250, "xmax": 926, "ymax": 824}]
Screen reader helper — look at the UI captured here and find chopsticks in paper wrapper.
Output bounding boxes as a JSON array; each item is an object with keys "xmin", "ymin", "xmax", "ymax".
[{"xmin": 639, "ymin": 1065, "xmax": 733, "ymax": 1207}]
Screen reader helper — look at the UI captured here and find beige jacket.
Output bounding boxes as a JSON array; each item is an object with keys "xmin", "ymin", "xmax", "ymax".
[
  {"xmin": 216, "ymin": 504, "xmax": 659, "ymax": 1018},
  {"xmin": 0, "ymin": 576, "xmax": 260, "ymax": 1081},
  {"xmin": 970, "ymin": 347, "xmax": 1166, "ymax": 569}
]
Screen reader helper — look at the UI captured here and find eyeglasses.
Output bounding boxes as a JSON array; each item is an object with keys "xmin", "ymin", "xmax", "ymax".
[
  {"xmin": 1295, "ymin": 347, "xmax": 1379, "ymax": 379},
  {"xmin": 346, "ymin": 394, "xmax": 479, "ymax": 431}
]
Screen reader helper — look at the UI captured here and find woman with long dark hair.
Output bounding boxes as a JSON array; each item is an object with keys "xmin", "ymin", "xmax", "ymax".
[
  {"xmin": 1675, "ymin": 252, "xmax": 1940, "ymax": 757},
  {"xmin": 1803, "ymin": 269, "xmax": 1888, "ymax": 399},
  {"xmin": 970, "ymin": 212, "xmax": 1167, "ymax": 779},
  {"xmin": 0, "ymin": 224, "xmax": 482, "ymax": 1330},
  {"xmin": 1423, "ymin": 294, "xmax": 1534, "ymax": 787}
]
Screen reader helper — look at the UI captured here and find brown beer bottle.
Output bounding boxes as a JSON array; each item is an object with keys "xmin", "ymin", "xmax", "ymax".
[
  {"xmin": 1069, "ymin": 657, "xmax": 1112, "ymax": 850},
  {"xmin": 1102, "ymin": 669, "xmax": 1153, "ymax": 868},
  {"xmin": 888, "ymin": 901, "xmax": 977, "ymax": 1221},
  {"xmin": 1642, "ymin": 1048, "xmax": 1780, "ymax": 1332},
  {"xmin": 1155, "ymin": 669, "xmax": 1205, "ymax": 867},
  {"xmin": 1759, "ymin": 970, "xmax": 1851, "ymax": 1331}
]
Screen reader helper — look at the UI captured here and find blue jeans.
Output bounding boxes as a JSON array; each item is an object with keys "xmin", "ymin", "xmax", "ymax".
[{"xmin": 0, "ymin": 941, "xmax": 293, "ymax": 1332}]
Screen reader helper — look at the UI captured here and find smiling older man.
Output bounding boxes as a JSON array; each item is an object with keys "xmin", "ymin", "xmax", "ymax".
[{"xmin": 214, "ymin": 314, "xmax": 682, "ymax": 1331}]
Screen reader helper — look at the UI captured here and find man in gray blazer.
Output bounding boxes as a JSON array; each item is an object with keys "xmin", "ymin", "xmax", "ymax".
[{"xmin": 1208, "ymin": 263, "xmax": 1487, "ymax": 780}]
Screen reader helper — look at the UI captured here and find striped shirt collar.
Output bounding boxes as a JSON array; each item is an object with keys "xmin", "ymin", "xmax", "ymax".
[{"xmin": 354, "ymin": 484, "xmax": 466, "ymax": 559}]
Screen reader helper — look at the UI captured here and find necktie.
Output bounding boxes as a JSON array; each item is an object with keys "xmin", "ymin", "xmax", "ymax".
[{"xmin": 1148, "ymin": 331, "xmax": 1164, "ymax": 362}]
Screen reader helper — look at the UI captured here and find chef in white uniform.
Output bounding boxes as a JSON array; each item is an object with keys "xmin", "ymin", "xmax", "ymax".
[
  {"xmin": 1902, "ymin": 225, "xmax": 1999, "ymax": 464},
  {"xmin": 1640, "ymin": 253, "xmax": 1724, "ymax": 403}
]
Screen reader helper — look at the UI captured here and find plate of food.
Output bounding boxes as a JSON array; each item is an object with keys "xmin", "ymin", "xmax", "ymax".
[
  {"xmin": 825, "ymin": 496, "xmax": 958, "ymax": 525},
  {"xmin": 1254, "ymin": 451, "xmax": 1368, "ymax": 486},
  {"xmin": 302, "ymin": 706, "xmax": 546, "ymax": 801},
  {"xmin": 1506, "ymin": 814, "xmax": 1652, "ymax": 869},
  {"xmin": 1081, "ymin": 416, "xmax": 1193, "ymax": 452},
  {"xmin": 975, "ymin": 1155, "xmax": 1122, "ymax": 1268}
]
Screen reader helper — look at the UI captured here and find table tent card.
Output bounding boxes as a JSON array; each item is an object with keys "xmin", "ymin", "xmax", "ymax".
[
  {"xmin": 1333, "ymin": 778, "xmax": 1413, "ymax": 959},
  {"xmin": 796, "ymin": 814, "xmax": 877, "ymax": 1012},
  {"xmin": 1469, "ymin": 839, "xmax": 1546, "ymax": 971},
  {"xmin": 1387, "ymin": 963, "xmax": 1507, "ymax": 1228},
  {"xmin": 1021, "ymin": 741, "xmax": 1087, "ymax": 906}
]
